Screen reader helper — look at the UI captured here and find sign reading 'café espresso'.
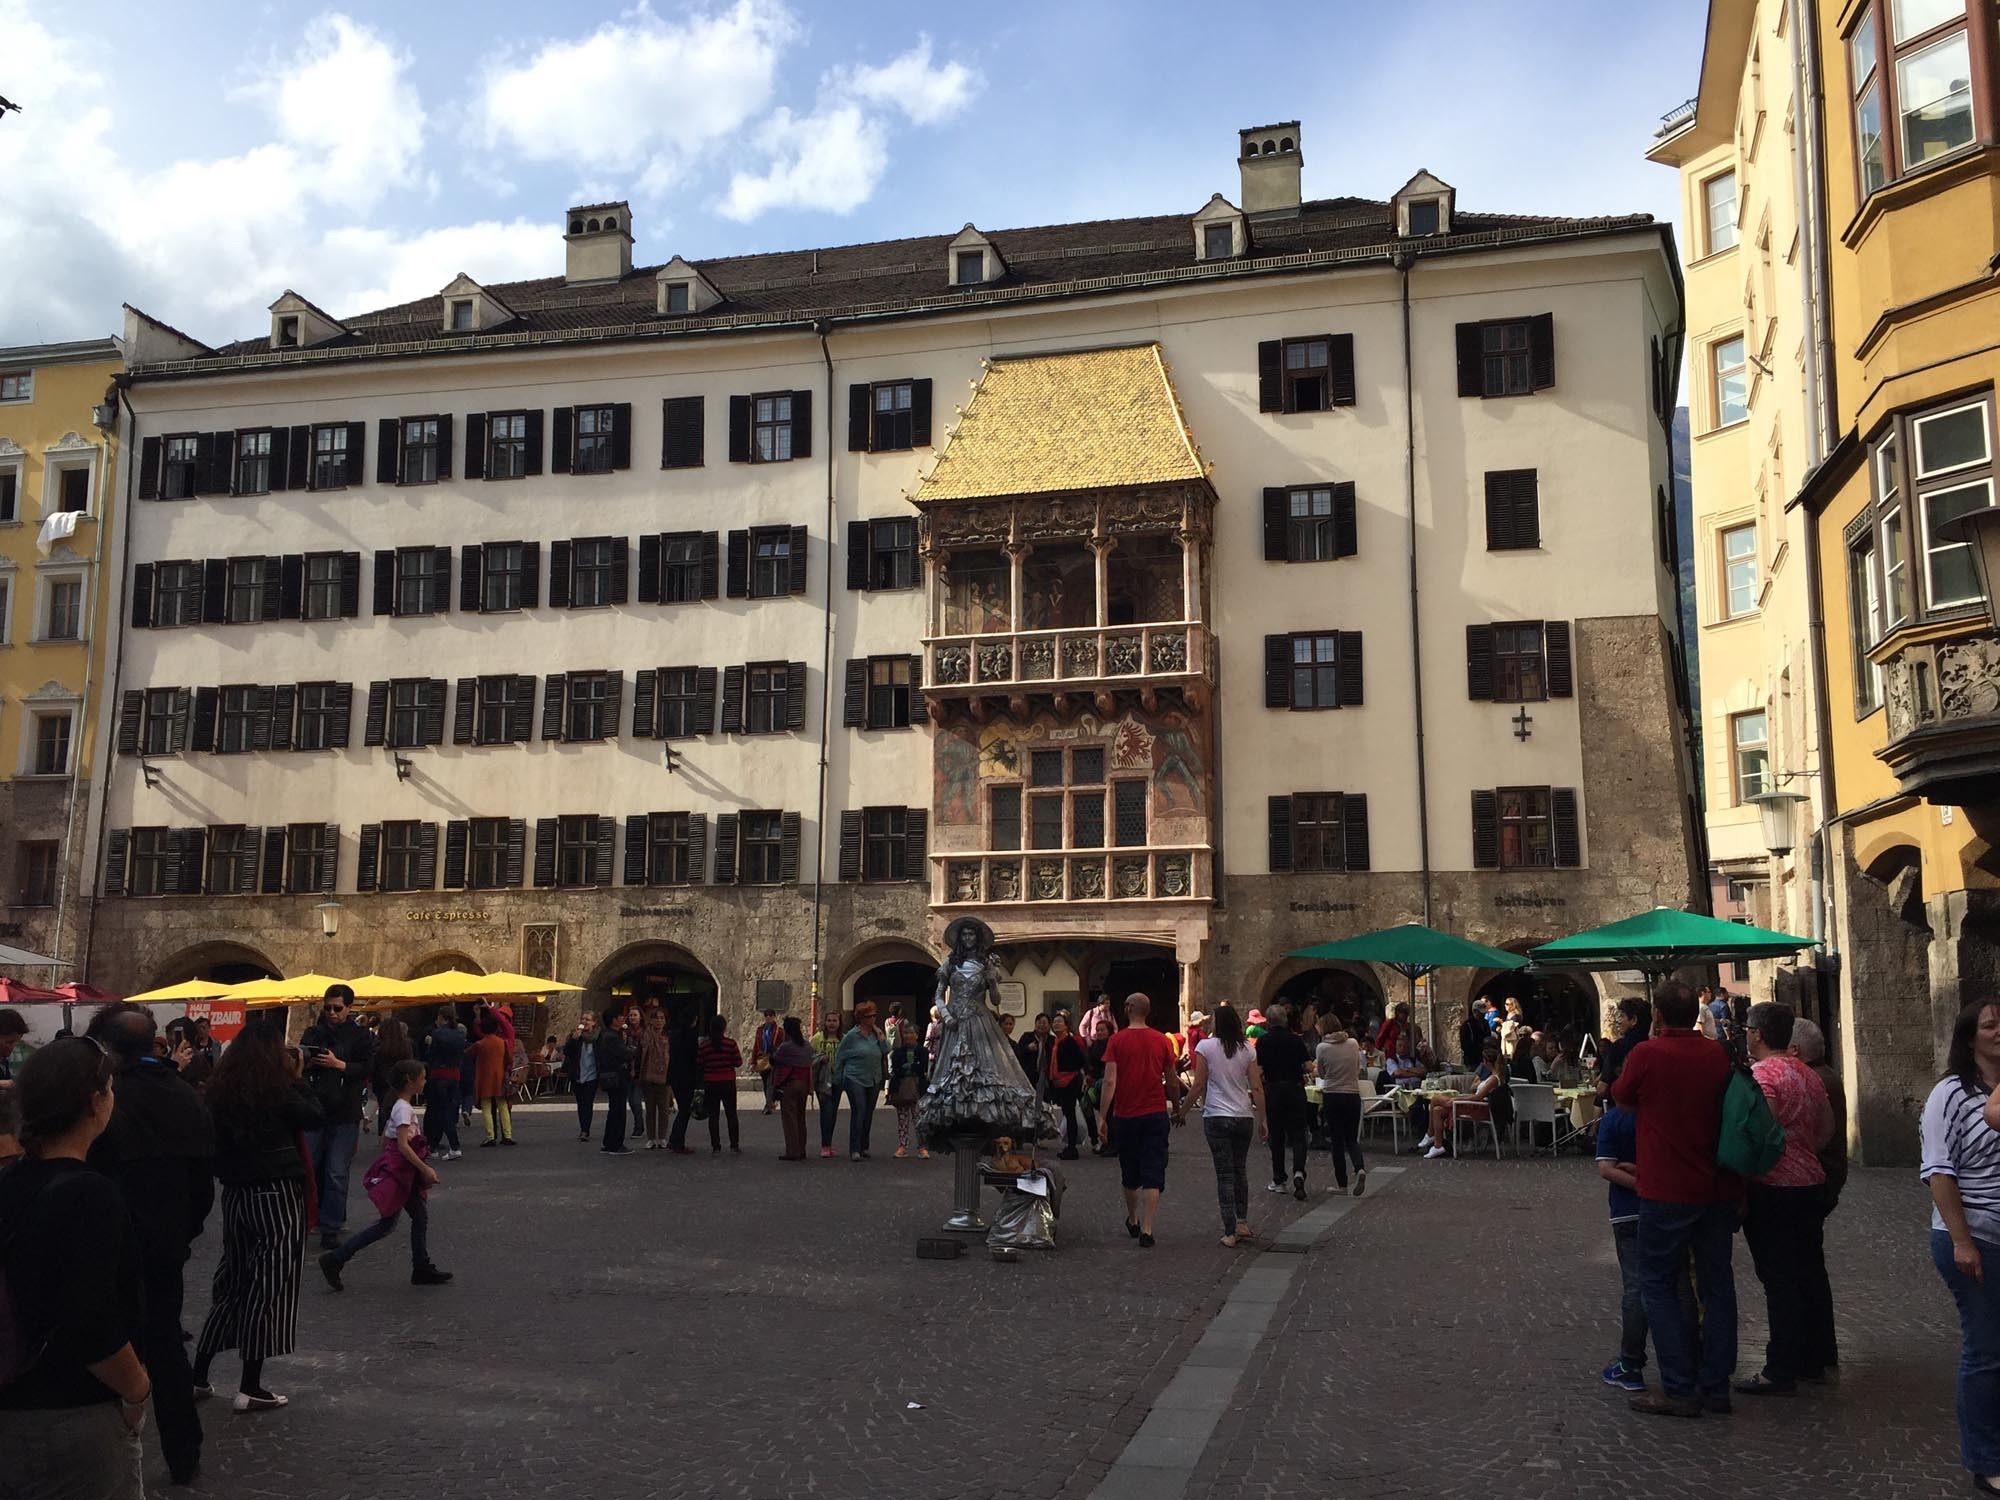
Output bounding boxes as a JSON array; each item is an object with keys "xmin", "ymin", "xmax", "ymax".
[{"xmin": 404, "ymin": 909, "xmax": 493, "ymax": 923}]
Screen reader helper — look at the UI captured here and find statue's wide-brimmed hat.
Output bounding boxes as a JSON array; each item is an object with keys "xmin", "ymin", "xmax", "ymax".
[{"xmin": 942, "ymin": 915, "xmax": 995, "ymax": 954}]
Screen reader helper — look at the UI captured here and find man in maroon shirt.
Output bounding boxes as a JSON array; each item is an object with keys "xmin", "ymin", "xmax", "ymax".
[
  {"xmin": 1097, "ymin": 994, "xmax": 1185, "ymax": 1248},
  {"xmin": 1611, "ymin": 981, "xmax": 1739, "ymax": 1418}
]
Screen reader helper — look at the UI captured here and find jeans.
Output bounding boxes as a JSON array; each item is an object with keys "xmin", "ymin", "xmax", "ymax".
[
  {"xmin": 1742, "ymin": 1182, "xmax": 1832, "ymax": 1383},
  {"xmin": 600, "ymin": 1083, "xmax": 630, "ymax": 1151},
  {"xmin": 818, "ymin": 1087, "xmax": 843, "ymax": 1149},
  {"xmin": 630, "ymin": 1084, "xmax": 647, "ymax": 1134},
  {"xmin": 303, "ymin": 1120, "xmax": 361, "ymax": 1240},
  {"xmin": 1203, "ymin": 1115, "xmax": 1254, "ymax": 1234},
  {"xmin": 668, "ymin": 1081, "xmax": 697, "ymax": 1149},
  {"xmin": 706, "ymin": 1083, "xmax": 740, "ymax": 1150},
  {"xmin": 1266, "ymin": 1080, "xmax": 1309, "ymax": 1185},
  {"xmin": 1932, "ymin": 1230, "xmax": 2000, "ymax": 1475},
  {"xmin": 572, "ymin": 1079, "xmax": 598, "ymax": 1138},
  {"xmin": 1321, "ymin": 1092, "xmax": 1364, "ymax": 1186},
  {"xmin": 845, "ymin": 1081, "xmax": 878, "ymax": 1155},
  {"xmin": 1611, "ymin": 1219, "xmax": 1651, "ymax": 1368},
  {"xmin": 335, "ymin": 1191, "xmax": 430, "ymax": 1272},
  {"xmin": 1636, "ymin": 1197, "xmax": 1737, "ymax": 1400},
  {"xmin": 424, "ymin": 1078, "xmax": 461, "ymax": 1152}
]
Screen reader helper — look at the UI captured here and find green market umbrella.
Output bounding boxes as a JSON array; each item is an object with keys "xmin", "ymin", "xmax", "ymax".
[
  {"xmin": 1529, "ymin": 907, "xmax": 1818, "ymax": 982},
  {"xmin": 1288, "ymin": 924, "xmax": 1529, "ymax": 1051}
]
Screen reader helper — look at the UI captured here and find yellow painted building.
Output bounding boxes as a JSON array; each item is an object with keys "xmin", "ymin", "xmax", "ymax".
[{"xmin": 0, "ymin": 337, "xmax": 123, "ymax": 977}]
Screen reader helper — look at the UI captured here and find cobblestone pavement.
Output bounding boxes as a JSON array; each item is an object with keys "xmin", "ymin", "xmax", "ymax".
[{"xmin": 155, "ymin": 1101, "xmax": 1962, "ymax": 1500}]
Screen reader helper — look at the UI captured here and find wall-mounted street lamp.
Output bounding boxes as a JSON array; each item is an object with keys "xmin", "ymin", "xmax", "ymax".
[
  {"xmin": 1748, "ymin": 787, "xmax": 1811, "ymax": 857},
  {"xmin": 392, "ymin": 753, "xmax": 414, "ymax": 782},
  {"xmin": 139, "ymin": 758, "xmax": 164, "ymax": 789},
  {"xmin": 314, "ymin": 901, "xmax": 343, "ymax": 939}
]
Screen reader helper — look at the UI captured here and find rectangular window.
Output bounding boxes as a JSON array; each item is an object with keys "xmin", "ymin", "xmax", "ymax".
[
  {"xmin": 388, "ymin": 680, "xmax": 425, "ymax": 749},
  {"xmin": 746, "ymin": 663, "xmax": 788, "ymax": 735},
  {"xmin": 227, "ymin": 556, "xmax": 269, "ymax": 623},
  {"xmin": 476, "ymin": 676, "xmax": 527, "ymax": 745},
  {"xmin": 162, "ymin": 436, "xmax": 198, "ymax": 500},
  {"xmin": 1113, "ymin": 779, "xmax": 1147, "ymax": 848},
  {"xmin": 866, "ymin": 656, "xmax": 912, "ymax": 730},
  {"xmin": 1406, "ymin": 199, "xmax": 1440, "ymax": 236},
  {"xmin": 1712, "ymin": 336, "xmax": 1748, "ymax": 427},
  {"xmin": 56, "ymin": 467, "xmax": 89, "ymax": 513},
  {"xmin": 141, "ymin": 689, "xmax": 176, "ymax": 756},
  {"xmin": 1497, "ymin": 787, "xmax": 1553, "ymax": 869},
  {"xmin": 990, "ymin": 785, "xmax": 1022, "ymax": 851},
  {"xmin": 19, "ymin": 841, "xmax": 60, "ymax": 906},
  {"xmin": 1030, "ymin": 794, "xmax": 1064, "ymax": 850},
  {"xmin": 1879, "ymin": 433, "xmax": 1913, "ymax": 625},
  {"xmin": 286, "ymin": 823, "xmax": 333, "ymax": 893},
  {"xmin": 1292, "ymin": 792, "xmax": 1345, "ymax": 872},
  {"xmin": 1703, "ymin": 170, "xmax": 1739, "ymax": 254},
  {"xmin": 487, "ymin": 413, "xmax": 528, "ymax": 479},
  {"xmin": 663, "ymin": 282, "xmax": 691, "ymax": 314},
  {"xmin": 1849, "ymin": 0, "xmax": 1978, "ymax": 197},
  {"xmin": 129, "ymin": 828, "xmax": 172, "ymax": 898},
  {"xmin": 295, "ymin": 682, "xmax": 342, "ymax": 750},
  {"xmin": 571, "ymin": 537, "xmax": 614, "ymax": 608},
  {"xmin": 647, "ymin": 813, "xmax": 694, "ymax": 884},
  {"xmin": 1849, "ymin": 537, "xmax": 1885, "ymax": 712},
  {"xmin": 380, "ymin": 821, "xmax": 424, "ymax": 891},
  {"xmin": 399, "ymin": 417, "xmax": 440, "ymax": 485},
  {"xmin": 1896, "ymin": 29, "xmax": 1974, "ymax": 166},
  {"xmin": 45, "ymin": 579, "xmax": 82, "ymax": 640},
  {"xmin": 574, "ymin": 405, "xmax": 616, "ymax": 474},
  {"xmin": 1289, "ymin": 633, "xmax": 1342, "ymax": 710},
  {"xmin": 1481, "ymin": 320, "xmax": 1533, "ymax": 397},
  {"xmin": 1914, "ymin": 398, "xmax": 1995, "ymax": 610},
  {"xmin": 739, "ymin": 811, "xmax": 784, "ymax": 884},
  {"xmin": 1731, "ymin": 710, "xmax": 1771, "ymax": 804},
  {"xmin": 1493, "ymin": 623, "xmax": 1548, "ymax": 703},
  {"xmin": 482, "ymin": 542, "xmax": 527, "ymax": 612},
  {"xmin": 216, "ymin": 686, "xmax": 259, "ymax": 754},
  {"xmin": 1203, "ymin": 222, "xmax": 1233, "ymax": 259},
  {"xmin": 155, "ymin": 561, "xmax": 203, "ymax": 627},
  {"xmin": 469, "ymin": 817, "xmax": 509, "ymax": 890},
  {"xmin": 871, "ymin": 381, "xmax": 915, "ymax": 451},
  {"xmin": 566, "ymin": 672, "xmax": 612, "ymax": 742},
  {"xmin": 862, "ymin": 806, "xmax": 909, "ymax": 881},
  {"xmin": 393, "ymin": 547, "xmax": 441, "ymax": 616},
  {"xmin": 556, "ymin": 815, "xmax": 597, "ymax": 887},
  {"xmin": 750, "ymin": 526, "xmax": 793, "ymax": 598},
  {"xmin": 236, "ymin": 430, "xmax": 272, "ymax": 495},
  {"xmin": 1722, "ymin": 524, "xmax": 1759, "ymax": 617},
  {"xmin": 205, "ymin": 826, "xmax": 254, "ymax": 894},
  {"xmin": 32, "ymin": 712, "xmax": 72, "ymax": 776},
  {"xmin": 1281, "ymin": 337, "xmax": 1332, "ymax": 413},
  {"xmin": 660, "ymin": 533, "xmax": 704, "ymax": 602},
  {"xmin": 0, "ymin": 470, "xmax": 15, "ymax": 522},
  {"xmin": 752, "ymin": 392, "xmax": 795, "ymax": 463},
  {"xmin": 450, "ymin": 300, "xmax": 474, "ymax": 331},
  {"xmin": 869, "ymin": 518, "xmax": 917, "ymax": 589},
  {"xmin": 1288, "ymin": 487, "xmax": 1338, "ymax": 561},
  {"xmin": 311, "ymin": 425, "xmax": 349, "ymax": 490},
  {"xmin": 955, "ymin": 250, "xmax": 985, "ymax": 285},
  {"xmin": 302, "ymin": 553, "xmax": 342, "ymax": 621},
  {"xmin": 658, "ymin": 668, "xmax": 701, "ymax": 739},
  {"xmin": 0, "ymin": 371, "xmax": 32, "ymax": 401},
  {"xmin": 276, "ymin": 316, "xmax": 299, "ymax": 347}
]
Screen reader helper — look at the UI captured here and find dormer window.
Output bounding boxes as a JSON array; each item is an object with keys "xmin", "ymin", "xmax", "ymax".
[
  {"xmin": 449, "ymin": 300, "xmax": 474, "ymax": 331},
  {"xmin": 1391, "ymin": 170, "xmax": 1456, "ymax": 239},
  {"xmin": 955, "ymin": 251, "xmax": 985, "ymax": 286},
  {"xmin": 1203, "ymin": 223, "xmax": 1234, "ymax": 260},
  {"xmin": 663, "ymin": 282, "xmax": 690, "ymax": 314},
  {"xmin": 1407, "ymin": 199, "xmax": 1441, "ymax": 236},
  {"xmin": 276, "ymin": 317, "xmax": 299, "ymax": 348}
]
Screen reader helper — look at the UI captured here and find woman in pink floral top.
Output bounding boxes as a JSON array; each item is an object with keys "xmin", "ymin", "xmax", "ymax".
[{"xmin": 1735, "ymin": 1001, "xmax": 1835, "ymax": 1396}]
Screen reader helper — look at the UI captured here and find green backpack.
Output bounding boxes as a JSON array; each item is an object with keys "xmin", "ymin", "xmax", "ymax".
[{"xmin": 1716, "ymin": 1067, "xmax": 1785, "ymax": 1178}]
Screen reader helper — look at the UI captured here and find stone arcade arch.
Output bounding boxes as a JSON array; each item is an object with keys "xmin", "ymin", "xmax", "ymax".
[
  {"xmin": 1254, "ymin": 958, "xmax": 1387, "ymax": 1034},
  {"xmin": 584, "ymin": 940, "xmax": 719, "ymax": 1030},
  {"xmin": 147, "ymin": 941, "xmax": 280, "ymax": 988},
  {"xmin": 837, "ymin": 939, "xmax": 937, "ymax": 1029}
]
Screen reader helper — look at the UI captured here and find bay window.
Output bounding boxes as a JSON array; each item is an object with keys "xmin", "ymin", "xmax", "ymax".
[{"xmin": 1847, "ymin": 0, "xmax": 1990, "ymax": 197}]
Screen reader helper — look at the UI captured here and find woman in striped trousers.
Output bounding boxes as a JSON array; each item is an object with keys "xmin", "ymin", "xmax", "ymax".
[{"xmin": 192, "ymin": 1024, "xmax": 325, "ymax": 1413}]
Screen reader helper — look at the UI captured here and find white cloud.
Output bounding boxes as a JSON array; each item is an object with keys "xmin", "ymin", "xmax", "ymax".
[
  {"xmin": 837, "ymin": 37, "xmax": 979, "ymax": 126},
  {"xmin": 475, "ymin": 0, "xmax": 795, "ymax": 196},
  {"xmin": 718, "ymin": 102, "xmax": 888, "ymax": 222}
]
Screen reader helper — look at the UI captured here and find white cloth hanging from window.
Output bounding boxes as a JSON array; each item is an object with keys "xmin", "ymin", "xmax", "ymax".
[{"xmin": 36, "ymin": 508, "xmax": 80, "ymax": 558}]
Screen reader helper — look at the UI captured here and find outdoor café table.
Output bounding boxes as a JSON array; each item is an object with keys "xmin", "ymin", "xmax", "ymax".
[{"xmin": 1553, "ymin": 1085, "xmax": 1598, "ymax": 1135}]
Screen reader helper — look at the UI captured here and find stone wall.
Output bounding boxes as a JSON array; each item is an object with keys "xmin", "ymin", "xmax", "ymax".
[{"xmin": 0, "ymin": 774, "xmax": 88, "ymax": 969}]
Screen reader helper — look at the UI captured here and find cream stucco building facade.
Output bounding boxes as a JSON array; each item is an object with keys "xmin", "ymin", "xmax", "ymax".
[{"xmin": 89, "ymin": 127, "xmax": 1697, "ymax": 1046}]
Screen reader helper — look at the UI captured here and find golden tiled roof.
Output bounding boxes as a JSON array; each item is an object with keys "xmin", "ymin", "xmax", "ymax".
[{"xmin": 913, "ymin": 343, "xmax": 1208, "ymax": 503}]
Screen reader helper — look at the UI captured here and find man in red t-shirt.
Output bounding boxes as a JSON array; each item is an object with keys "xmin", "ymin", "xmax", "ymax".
[
  {"xmin": 1611, "ymin": 981, "xmax": 1739, "ymax": 1418},
  {"xmin": 1097, "ymin": 994, "xmax": 1185, "ymax": 1247}
]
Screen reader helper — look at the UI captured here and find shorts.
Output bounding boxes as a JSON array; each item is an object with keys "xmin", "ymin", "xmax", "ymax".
[{"xmin": 1115, "ymin": 1111, "xmax": 1171, "ymax": 1191}]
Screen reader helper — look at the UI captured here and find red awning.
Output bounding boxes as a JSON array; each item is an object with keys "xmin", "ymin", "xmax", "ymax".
[
  {"xmin": 0, "ymin": 977, "xmax": 66, "ymax": 1004},
  {"xmin": 56, "ymin": 982, "xmax": 121, "ymax": 1004}
]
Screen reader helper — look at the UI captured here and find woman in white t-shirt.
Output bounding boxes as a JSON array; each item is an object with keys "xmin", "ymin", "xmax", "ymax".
[
  {"xmin": 1313, "ymin": 1024, "xmax": 1366, "ymax": 1197},
  {"xmin": 1189, "ymin": 1004, "xmax": 1266, "ymax": 1247}
]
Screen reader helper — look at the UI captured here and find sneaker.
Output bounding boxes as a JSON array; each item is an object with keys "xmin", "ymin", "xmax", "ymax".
[
  {"xmin": 1417, "ymin": 1135, "xmax": 1433, "ymax": 1150},
  {"xmin": 820, "ymin": 1146, "xmax": 836, "ymax": 1159},
  {"xmin": 1601, "ymin": 1359, "xmax": 1644, "ymax": 1392},
  {"xmin": 1057, "ymin": 1146, "xmax": 1079, "ymax": 1160},
  {"xmin": 1629, "ymin": 1391, "xmax": 1701, "ymax": 1419},
  {"xmin": 192, "ymin": 1384, "xmax": 214, "ymax": 1402},
  {"xmin": 318, "ymin": 1251, "xmax": 344, "ymax": 1293},
  {"xmin": 894, "ymin": 1147, "xmax": 909, "ymax": 1158},
  {"xmin": 411, "ymin": 1265, "xmax": 454, "ymax": 1286},
  {"xmin": 1292, "ymin": 1172, "xmax": 1306, "ymax": 1201},
  {"xmin": 919, "ymin": 1149, "xmax": 930, "ymax": 1159},
  {"xmin": 579, "ymin": 1131, "xmax": 591, "ymax": 1142},
  {"xmin": 1265, "ymin": 1181, "xmax": 1286, "ymax": 1193},
  {"xmin": 1353, "ymin": 1169, "xmax": 1367, "ymax": 1198},
  {"xmin": 1138, "ymin": 1232, "xmax": 1155, "ymax": 1248},
  {"xmin": 1424, "ymin": 1145, "xmax": 1449, "ymax": 1159},
  {"xmin": 231, "ymin": 1391, "xmax": 287, "ymax": 1414},
  {"xmin": 479, "ymin": 1139, "xmax": 497, "ymax": 1149},
  {"xmin": 850, "ymin": 1152, "xmax": 863, "ymax": 1162},
  {"xmin": 499, "ymin": 1138, "xmax": 517, "ymax": 1147},
  {"xmin": 601, "ymin": 1147, "xmax": 634, "ymax": 1156}
]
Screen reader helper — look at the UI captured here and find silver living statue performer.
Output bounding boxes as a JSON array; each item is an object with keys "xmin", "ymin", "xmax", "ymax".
[{"xmin": 916, "ymin": 917, "xmax": 1059, "ymax": 1150}]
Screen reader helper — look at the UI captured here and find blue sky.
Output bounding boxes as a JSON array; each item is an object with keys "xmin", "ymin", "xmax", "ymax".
[{"xmin": 0, "ymin": 0, "xmax": 1705, "ymax": 347}]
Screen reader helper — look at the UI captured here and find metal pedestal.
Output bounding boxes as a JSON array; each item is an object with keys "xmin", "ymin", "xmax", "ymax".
[{"xmin": 943, "ymin": 1130, "xmax": 988, "ymax": 1233}]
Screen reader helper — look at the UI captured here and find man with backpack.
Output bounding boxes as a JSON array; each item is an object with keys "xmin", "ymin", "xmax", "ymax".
[{"xmin": 1611, "ymin": 981, "xmax": 1741, "ymax": 1418}]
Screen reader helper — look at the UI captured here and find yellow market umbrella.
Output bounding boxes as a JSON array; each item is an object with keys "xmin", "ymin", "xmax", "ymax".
[
  {"xmin": 125, "ymin": 977, "xmax": 236, "ymax": 1003},
  {"xmin": 471, "ymin": 971, "xmax": 583, "ymax": 996},
  {"xmin": 400, "ymin": 969, "xmax": 492, "ymax": 998},
  {"xmin": 343, "ymin": 974, "xmax": 417, "ymax": 1001},
  {"xmin": 231, "ymin": 973, "xmax": 353, "ymax": 1006}
]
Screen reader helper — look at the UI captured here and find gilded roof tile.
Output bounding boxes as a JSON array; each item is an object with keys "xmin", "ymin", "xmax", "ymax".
[{"xmin": 913, "ymin": 344, "xmax": 1207, "ymax": 504}]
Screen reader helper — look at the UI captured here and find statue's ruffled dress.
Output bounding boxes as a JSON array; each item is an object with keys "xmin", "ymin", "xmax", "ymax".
[{"xmin": 915, "ymin": 956, "xmax": 1060, "ymax": 1149}]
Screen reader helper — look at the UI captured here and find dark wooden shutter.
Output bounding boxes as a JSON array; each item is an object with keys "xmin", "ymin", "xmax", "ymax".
[
  {"xmin": 785, "ymin": 661, "xmax": 807, "ymax": 730},
  {"xmin": 632, "ymin": 667, "xmax": 657, "ymax": 737},
  {"xmin": 787, "ymin": 525, "xmax": 808, "ymax": 595},
  {"xmin": 911, "ymin": 379, "xmax": 933, "ymax": 446},
  {"xmin": 837, "ymin": 810, "xmax": 863, "ymax": 881},
  {"xmin": 201, "ymin": 559, "xmax": 226, "ymax": 624},
  {"xmin": 725, "ymin": 529, "xmax": 749, "ymax": 597},
  {"xmin": 1485, "ymin": 469, "xmax": 1540, "ymax": 550},
  {"xmin": 532, "ymin": 818, "xmax": 558, "ymax": 887},
  {"xmin": 260, "ymin": 827, "xmax": 287, "ymax": 894},
  {"xmin": 355, "ymin": 824, "xmax": 381, "ymax": 892},
  {"xmin": 190, "ymin": 688, "xmax": 217, "ymax": 753},
  {"xmin": 1552, "ymin": 788, "xmax": 1581, "ymax": 867},
  {"xmin": 248, "ymin": 686, "xmax": 275, "ymax": 752},
  {"xmin": 610, "ymin": 402, "xmax": 632, "ymax": 470},
  {"xmin": 343, "ymin": 422, "xmax": 366, "ymax": 487},
  {"xmin": 609, "ymin": 536, "xmax": 630, "ymax": 605},
  {"xmin": 103, "ymin": 830, "xmax": 130, "ymax": 895},
  {"xmin": 548, "ymin": 540, "xmax": 572, "ymax": 608},
  {"xmin": 842, "ymin": 659, "xmax": 867, "ymax": 727},
  {"xmin": 328, "ymin": 683, "xmax": 353, "ymax": 747},
  {"xmin": 434, "ymin": 414, "xmax": 454, "ymax": 481},
  {"xmin": 267, "ymin": 427, "xmax": 291, "ymax": 492},
  {"xmin": 1342, "ymin": 793, "xmax": 1371, "ymax": 872},
  {"xmin": 508, "ymin": 675, "xmax": 535, "ymax": 743},
  {"xmin": 1264, "ymin": 634, "xmax": 1292, "ymax": 708},
  {"xmin": 551, "ymin": 407, "xmax": 573, "ymax": 473},
  {"xmin": 1257, "ymin": 340, "xmax": 1282, "ymax": 412},
  {"xmin": 202, "ymin": 431, "xmax": 234, "ymax": 494},
  {"xmin": 315, "ymin": 823, "xmax": 339, "ymax": 893},
  {"xmin": 192, "ymin": 433, "xmax": 214, "ymax": 494},
  {"xmin": 452, "ymin": 679, "xmax": 476, "ymax": 745},
  {"xmin": 443, "ymin": 820, "xmax": 469, "ymax": 889},
  {"xmin": 286, "ymin": 426, "xmax": 311, "ymax": 489},
  {"xmin": 138, "ymin": 437, "xmax": 161, "ymax": 500},
  {"xmin": 1327, "ymin": 333, "xmax": 1356, "ymax": 407},
  {"xmin": 1545, "ymin": 621, "xmax": 1574, "ymax": 698},
  {"xmin": 236, "ymin": 828, "xmax": 262, "ymax": 894},
  {"xmin": 727, "ymin": 395, "xmax": 751, "ymax": 462},
  {"xmin": 903, "ymin": 809, "xmax": 928, "ymax": 882},
  {"xmin": 523, "ymin": 410, "xmax": 545, "ymax": 475},
  {"xmin": 593, "ymin": 814, "xmax": 616, "ymax": 885},
  {"xmin": 713, "ymin": 813, "xmax": 739, "ymax": 884},
  {"xmin": 270, "ymin": 685, "xmax": 295, "ymax": 751},
  {"xmin": 1455, "ymin": 323, "xmax": 1485, "ymax": 397},
  {"xmin": 1333, "ymin": 482, "xmax": 1358, "ymax": 557},
  {"xmin": 700, "ymin": 532, "xmax": 720, "ymax": 599},
  {"xmin": 173, "ymin": 830, "xmax": 206, "ymax": 897},
  {"xmin": 602, "ymin": 672, "xmax": 623, "ymax": 739},
  {"xmin": 463, "ymin": 412, "xmax": 486, "ymax": 481},
  {"xmin": 279, "ymin": 555, "xmax": 304, "ymax": 619},
  {"xmin": 1466, "ymin": 625, "xmax": 1495, "ymax": 701},
  {"xmin": 661, "ymin": 396, "xmax": 704, "ymax": 469},
  {"xmin": 541, "ymin": 674, "xmax": 567, "ymax": 740},
  {"xmin": 778, "ymin": 811, "xmax": 802, "ymax": 882},
  {"xmin": 908, "ymin": 655, "xmax": 926, "ymax": 722},
  {"xmin": 338, "ymin": 552, "xmax": 361, "ymax": 617},
  {"xmin": 1471, "ymin": 790, "xmax": 1500, "ymax": 869},
  {"xmin": 693, "ymin": 667, "xmax": 718, "ymax": 734},
  {"xmin": 721, "ymin": 665, "xmax": 745, "ymax": 733},
  {"xmin": 624, "ymin": 814, "xmax": 649, "ymax": 885},
  {"xmin": 848, "ymin": 383, "xmax": 872, "ymax": 451},
  {"xmin": 688, "ymin": 813, "xmax": 708, "ymax": 882},
  {"xmin": 372, "ymin": 551, "xmax": 396, "ymax": 616},
  {"xmin": 1262, "ymin": 489, "xmax": 1288, "ymax": 562},
  {"xmin": 522, "ymin": 543, "xmax": 541, "ymax": 609},
  {"xmin": 363, "ymin": 681, "xmax": 389, "ymax": 746},
  {"xmin": 414, "ymin": 823, "xmax": 439, "ymax": 890},
  {"xmin": 1337, "ymin": 631, "xmax": 1364, "ymax": 707},
  {"xmin": 503, "ymin": 819, "xmax": 528, "ymax": 887},
  {"xmin": 168, "ymin": 688, "xmax": 192, "ymax": 752},
  {"xmin": 790, "ymin": 390, "xmax": 812, "ymax": 459},
  {"xmin": 1529, "ymin": 312, "xmax": 1556, "ymax": 390},
  {"xmin": 260, "ymin": 555, "xmax": 283, "ymax": 621},
  {"xmin": 129, "ymin": 564, "xmax": 155, "ymax": 628},
  {"xmin": 847, "ymin": 520, "xmax": 870, "ymax": 590},
  {"xmin": 116, "ymin": 691, "xmax": 142, "ymax": 754},
  {"xmin": 430, "ymin": 545, "xmax": 450, "ymax": 609},
  {"xmin": 460, "ymin": 545, "xmax": 483, "ymax": 612},
  {"xmin": 377, "ymin": 418, "xmax": 399, "ymax": 484},
  {"xmin": 637, "ymin": 534, "xmax": 661, "ymax": 603},
  {"xmin": 1267, "ymin": 795, "xmax": 1294, "ymax": 872}
]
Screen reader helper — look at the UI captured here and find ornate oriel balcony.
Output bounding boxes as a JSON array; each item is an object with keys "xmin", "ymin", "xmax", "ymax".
[
  {"xmin": 1877, "ymin": 626, "xmax": 2000, "ymax": 804},
  {"xmin": 933, "ymin": 845, "xmax": 1213, "ymax": 907}
]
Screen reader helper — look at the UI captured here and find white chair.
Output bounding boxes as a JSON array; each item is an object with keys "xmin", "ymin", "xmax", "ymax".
[
  {"xmin": 1509, "ymin": 1083, "xmax": 1560, "ymax": 1155},
  {"xmin": 1360, "ymin": 1077, "xmax": 1405, "ymax": 1154}
]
